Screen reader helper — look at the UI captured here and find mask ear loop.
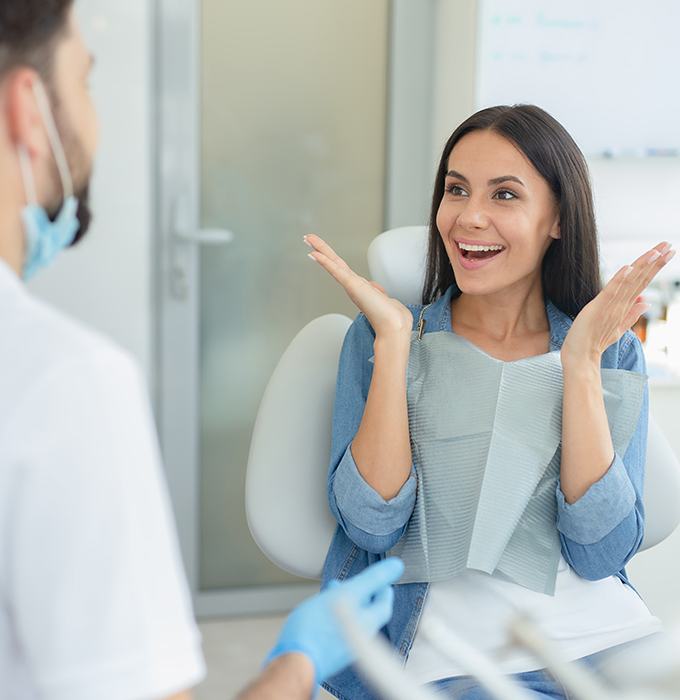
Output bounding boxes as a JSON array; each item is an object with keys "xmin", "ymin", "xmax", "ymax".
[
  {"xmin": 17, "ymin": 145, "xmax": 38, "ymax": 206},
  {"xmin": 30, "ymin": 79, "xmax": 74, "ymax": 200}
]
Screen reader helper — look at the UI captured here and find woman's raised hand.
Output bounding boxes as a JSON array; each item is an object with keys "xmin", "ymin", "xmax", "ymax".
[
  {"xmin": 561, "ymin": 240, "xmax": 676, "ymax": 368},
  {"xmin": 304, "ymin": 234, "xmax": 414, "ymax": 339}
]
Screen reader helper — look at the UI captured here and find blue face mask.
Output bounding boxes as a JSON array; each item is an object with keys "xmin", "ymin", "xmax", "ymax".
[
  {"xmin": 20, "ymin": 197, "xmax": 80, "ymax": 280},
  {"xmin": 18, "ymin": 80, "xmax": 81, "ymax": 281}
]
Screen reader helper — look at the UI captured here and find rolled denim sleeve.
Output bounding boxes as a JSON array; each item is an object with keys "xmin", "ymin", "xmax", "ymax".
[
  {"xmin": 557, "ymin": 332, "xmax": 648, "ymax": 580},
  {"xmin": 327, "ymin": 312, "xmax": 417, "ymax": 554},
  {"xmin": 556, "ymin": 453, "xmax": 636, "ymax": 544}
]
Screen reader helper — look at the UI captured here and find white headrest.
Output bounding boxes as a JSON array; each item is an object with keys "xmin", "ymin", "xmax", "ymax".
[{"xmin": 367, "ymin": 226, "xmax": 429, "ymax": 305}]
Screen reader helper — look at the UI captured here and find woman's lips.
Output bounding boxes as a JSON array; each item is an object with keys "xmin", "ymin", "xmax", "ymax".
[{"xmin": 454, "ymin": 242, "xmax": 506, "ymax": 271}]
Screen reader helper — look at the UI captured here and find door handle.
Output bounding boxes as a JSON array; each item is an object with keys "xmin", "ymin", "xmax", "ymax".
[
  {"xmin": 169, "ymin": 194, "xmax": 234, "ymax": 299},
  {"xmin": 174, "ymin": 228, "xmax": 234, "ymax": 245}
]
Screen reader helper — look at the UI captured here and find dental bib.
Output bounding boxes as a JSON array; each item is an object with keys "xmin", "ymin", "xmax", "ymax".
[{"xmin": 387, "ymin": 316, "xmax": 646, "ymax": 595}]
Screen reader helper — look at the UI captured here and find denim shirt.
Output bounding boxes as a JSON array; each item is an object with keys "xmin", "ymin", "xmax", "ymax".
[{"xmin": 321, "ymin": 285, "xmax": 649, "ymax": 700}]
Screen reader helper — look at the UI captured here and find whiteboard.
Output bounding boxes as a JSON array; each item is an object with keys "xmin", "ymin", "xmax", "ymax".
[{"xmin": 476, "ymin": 1, "xmax": 680, "ymax": 157}]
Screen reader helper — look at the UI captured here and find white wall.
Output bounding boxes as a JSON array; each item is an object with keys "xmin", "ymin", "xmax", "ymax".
[
  {"xmin": 589, "ymin": 157, "xmax": 680, "ymax": 281},
  {"xmin": 27, "ymin": 2, "xmax": 154, "ymax": 384},
  {"xmin": 431, "ymin": 0, "xmax": 478, "ymax": 169}
]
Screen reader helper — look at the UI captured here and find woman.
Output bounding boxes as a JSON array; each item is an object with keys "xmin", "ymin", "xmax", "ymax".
[{"xmin": 306, "ymin": 105, "xmax": 675, "ymax": 699}]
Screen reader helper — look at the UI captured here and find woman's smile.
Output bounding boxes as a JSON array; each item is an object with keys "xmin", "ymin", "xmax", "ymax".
[{"xmin": 454, "ymin": 237, "xmax": 507, "ymax": 270}]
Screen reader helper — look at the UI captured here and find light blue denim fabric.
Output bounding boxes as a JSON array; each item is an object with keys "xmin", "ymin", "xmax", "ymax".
[
  {"xmin": 429, "ymin": 667, "xmax": 572, "ymax": 699},
  {"xmin": 321, "ymin": 285, "xmax": 649, "ymax": 700}
]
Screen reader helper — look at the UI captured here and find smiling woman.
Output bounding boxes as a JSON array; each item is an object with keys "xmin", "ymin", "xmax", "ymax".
[{"xmin": 306, "ymin": 103, "xmax": 674, "ymax": 699}]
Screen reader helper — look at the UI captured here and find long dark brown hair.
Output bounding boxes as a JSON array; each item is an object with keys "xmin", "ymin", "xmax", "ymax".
[{"xmin": 422, "ymin": 104, "xmax": 601, "ymax": 318}]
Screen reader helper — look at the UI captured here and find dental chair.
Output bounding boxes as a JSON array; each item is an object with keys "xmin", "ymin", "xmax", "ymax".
[{"xmin": 245, "ymin": 226, "xmax": 680, "ymax": 580}]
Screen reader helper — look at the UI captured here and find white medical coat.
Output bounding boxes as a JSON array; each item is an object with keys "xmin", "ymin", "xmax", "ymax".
[{"xmin": 0, "ymin": 260, "xmax": 205, "ymax": 699}]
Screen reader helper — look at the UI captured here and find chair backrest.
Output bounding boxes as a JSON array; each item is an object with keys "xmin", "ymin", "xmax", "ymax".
[
  {"xmin": 642, "ymin": 414, "xmax": 680, "ymax": 549},
  {"xmin": 245, "ymin": 314, "xmax": 348, "ymax": 579},
  {"xmin": 246, "ymin": 227, "xmax": 680, "ymax": 579}
]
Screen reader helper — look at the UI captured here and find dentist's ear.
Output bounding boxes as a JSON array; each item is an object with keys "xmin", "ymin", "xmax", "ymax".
[{"xmin": 5, "ymin": 68, "xmax": 50, "ymax": 160}]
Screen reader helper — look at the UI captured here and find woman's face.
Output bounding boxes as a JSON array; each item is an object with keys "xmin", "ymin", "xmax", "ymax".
[{"xmin": 436, "ymin": 129, "xmax": 561, "ymax": 297}]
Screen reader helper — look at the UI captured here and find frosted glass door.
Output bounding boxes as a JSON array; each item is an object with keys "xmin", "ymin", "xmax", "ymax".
[{"xmin": 198, "ymin": 0, "xmax": 389, "ymax": 590}]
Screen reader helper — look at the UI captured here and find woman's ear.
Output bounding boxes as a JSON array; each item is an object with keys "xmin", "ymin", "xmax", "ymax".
[{"xmin": 549, "ymin": 219, "xmax": 561, "ymax": 240}]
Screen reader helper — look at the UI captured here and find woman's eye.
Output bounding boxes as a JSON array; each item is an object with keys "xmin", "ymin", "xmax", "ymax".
[
  {"xmin": 446, "ymin": 184, "xmax": 467, "ymax": 196},
  {"xmin": 494, "ymin": 189, "xmax": 517, "ymax": 201}
]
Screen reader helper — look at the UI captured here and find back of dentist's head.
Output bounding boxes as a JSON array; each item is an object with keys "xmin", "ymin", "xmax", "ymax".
[
  {"xmin": 0, "ymin": 1, "xmax": 73, "ymax": 74},
  {"xmin": 0, "ymin": 0, "xmax": 97, "ymax": 279}
]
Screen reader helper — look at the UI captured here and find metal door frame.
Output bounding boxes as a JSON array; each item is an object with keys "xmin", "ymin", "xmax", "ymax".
[{"xmin": 153, "ymin": 0, "xmax": 435, "ymax": 618}]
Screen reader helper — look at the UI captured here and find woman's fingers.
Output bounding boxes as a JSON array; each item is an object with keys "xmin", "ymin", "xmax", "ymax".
[
  {"xmin": 304, "ymin": 234, "xmax": 350, "ymax": 271},
  {"xmin": 305, "ymin": 234, "xmax": 363, "ymax": 288},
  {"xmin": 631, "ymin": 241, "xmax": 672, "ymax": 281},
  {"xmin": 637, "ymin": 249, "xmax": 673, "ymax": 294},
  {"xmin": 615, "ymin": 243, "xmax": 666, "ymax": 296},
  {"xmin": 628, "ymin": 241, "xmax": 671, "ymax": 269},
  {"xmin": 304, "ymin": 234, "xmax": 414, "ymax": 336},
  {"xmin": 600, "ymin": 242, "xmax": 674, "ymax": 342},
  {"xmin": 622, "ymin": 244, "xmax": 674, "ymax": 309},
  {"xmin": 609, "ymin": 242, "xmax": 673, "ymax": 310},
  {"xmin": 622, "ymin": 301, "xmax": 650, "ymax": 332},
  {"xmin": 627, "ymin": 242, "xmax": 670, "ymax": 284},
  {"xmin": 306, "ymin": 234, "xmax": 389, "ymax": 312},
  {"xmin": 594, "ymin": 243, "xmax": 673, "ymax": 345},
  {"xmin": 308, "ymin": 246, "xmax": 359, "ymax": 291}
]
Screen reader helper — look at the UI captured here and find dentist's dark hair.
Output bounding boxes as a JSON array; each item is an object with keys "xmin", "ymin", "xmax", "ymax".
[
  {"xmin": 0, "ymin": 0, "xmax": 74, "ymax": 83},
  {"xmin": 422, "ymin": 104, "xmax": 601, "ymax": 318}
]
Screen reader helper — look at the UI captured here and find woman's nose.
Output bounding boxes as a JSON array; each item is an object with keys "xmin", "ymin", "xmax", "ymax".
[{"xmin": 457, "ymin": 198, "xmax": 490, "ymax": 230}]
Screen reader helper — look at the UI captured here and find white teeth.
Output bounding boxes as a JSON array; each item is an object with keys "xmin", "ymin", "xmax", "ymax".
[{"xmin": 457, "ymin": 242, "xmax": 504, "ymax": 252}]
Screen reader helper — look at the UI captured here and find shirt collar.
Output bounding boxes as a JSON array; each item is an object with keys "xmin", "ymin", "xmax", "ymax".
[
  {"xmin": 425, "ymin": 285, "xmax": 573, "ymax": 349},
  {"xmin": 545, "ymin": 299, "xmax": 573, "ymax": 350}
]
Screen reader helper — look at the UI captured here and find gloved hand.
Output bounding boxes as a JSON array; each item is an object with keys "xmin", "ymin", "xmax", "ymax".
[{"xmin": 264, "ymin": 557, "xmax": 404, "ymax": 685}]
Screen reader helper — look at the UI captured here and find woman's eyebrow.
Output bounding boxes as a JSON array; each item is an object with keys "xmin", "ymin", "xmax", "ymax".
[
  {"xmin": 445, "ymin": 169, "xmax": 526, "ymax": 188},
  {"xmin": 488, "ymin": 175, "xmax": 525, "ymax": 187},
  {"xmin": 446, "ymin": 169, "xmax": 469, "ymax": 183}
]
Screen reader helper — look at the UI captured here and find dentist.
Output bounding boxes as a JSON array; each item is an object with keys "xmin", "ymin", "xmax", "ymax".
[{"xmin": 0, "ymin": 2, "xmax": 400, "ymax": 699}]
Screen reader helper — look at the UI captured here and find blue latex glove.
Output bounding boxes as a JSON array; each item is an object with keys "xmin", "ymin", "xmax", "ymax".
[{"xmin": 264, "ymin": 557, "xmax": 404, "ymax": 685}]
